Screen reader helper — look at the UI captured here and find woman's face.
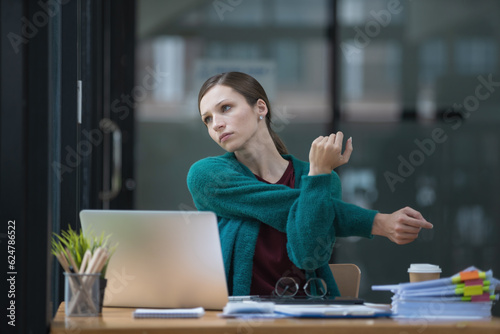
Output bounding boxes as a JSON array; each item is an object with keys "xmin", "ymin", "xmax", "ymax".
[{"xmin": 199, "ymin": 85, "xmax": 265, "ymax": 152}]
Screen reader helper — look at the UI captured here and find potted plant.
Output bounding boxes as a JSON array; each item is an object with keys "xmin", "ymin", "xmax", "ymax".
[{"xmin": 52, "ymin": 226, "xmax": 116, "ymax": 314}]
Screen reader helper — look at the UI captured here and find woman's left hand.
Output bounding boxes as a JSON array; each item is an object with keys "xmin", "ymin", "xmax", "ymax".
[{"xmin": 371, "ymin": 207, "xmax": 433, "ymax": 245}]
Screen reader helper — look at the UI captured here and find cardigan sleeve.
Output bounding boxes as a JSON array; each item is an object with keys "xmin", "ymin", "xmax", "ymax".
[
  {"xmin": 187, "ymin": 156, "xmax": 301, "ymax": 231},
  {"xmin": 285, "ymin": 174, "xmax": 377, "ymax": 269},
  {"xmin": 187, "ymin": 155, "xmax": 377, "ymax": 269}
]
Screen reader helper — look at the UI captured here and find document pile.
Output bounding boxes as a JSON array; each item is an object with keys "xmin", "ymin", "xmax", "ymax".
[{"xmin": 372, "ymin": 267, "xmax": 499, "ymax": 319}]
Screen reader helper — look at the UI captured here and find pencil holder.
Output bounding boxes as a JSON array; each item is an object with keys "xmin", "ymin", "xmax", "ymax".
[
  {"xmin": 64, "ymin": 273, "xmax": 101, "ymax": 317},
  {"xmin": 99, "ymin": 277, "xmax": 107, "ymax": 313}
]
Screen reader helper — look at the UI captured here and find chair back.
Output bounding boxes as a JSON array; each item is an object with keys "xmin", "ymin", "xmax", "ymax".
[{"xmin": 329, "ymin": 263, "xmax": 361, "ymax": 298}]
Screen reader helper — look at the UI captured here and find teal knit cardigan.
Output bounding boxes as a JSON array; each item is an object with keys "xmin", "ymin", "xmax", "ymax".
[{"xmin": 186, "ymin": 152, "xmax": 377, "ymax": 296}]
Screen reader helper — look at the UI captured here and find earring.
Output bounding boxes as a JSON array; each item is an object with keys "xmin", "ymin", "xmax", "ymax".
[{"xmin": 259, "ymin": 115, "xmax": 264, "ymax": 120}]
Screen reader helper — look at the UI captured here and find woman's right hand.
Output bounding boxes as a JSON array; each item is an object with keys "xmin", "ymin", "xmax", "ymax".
[{"xmin": 308, "ymin": 132, "xmax": 353, "ymax": 176}]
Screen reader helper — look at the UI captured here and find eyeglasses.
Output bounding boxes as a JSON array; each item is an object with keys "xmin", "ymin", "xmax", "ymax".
[{"xmin": 273, "ymin": 277, "xmax": 328, "ymax": 299}]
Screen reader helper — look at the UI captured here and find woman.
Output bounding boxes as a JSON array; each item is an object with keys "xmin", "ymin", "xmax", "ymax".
[{"xmin": 187, "ymin": 72, "xmax": 433, "ymax": 297}]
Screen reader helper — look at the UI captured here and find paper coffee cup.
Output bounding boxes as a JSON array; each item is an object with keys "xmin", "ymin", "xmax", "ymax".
[{"xmin": 408, "ymin": 263, "xmax": 441, "ymax": 282}]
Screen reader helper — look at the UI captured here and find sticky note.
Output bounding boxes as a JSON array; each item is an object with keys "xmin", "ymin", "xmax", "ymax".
[
  {"xmin": 471, "ymin": 293, "xmax": 493, "ymax": 302},
  {"xmin": 463, "ymin": 285, "xmax": 485, "ymax": 296},
  {"xmin": 459, "ymin": 270, "xmax": 480, "ymax": 281},
  {"xmin": 464, "ymin": 279, "xmax": 484, "ymax": 286}
]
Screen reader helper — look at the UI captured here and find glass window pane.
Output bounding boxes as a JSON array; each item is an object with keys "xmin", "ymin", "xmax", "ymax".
[
  {"xmin": 135, "ymin": 0, "xmax": 332, "ymax": 210},
  {"xmin": 454, "ymin": 38, "xmax": 497, "ymax": 75}
]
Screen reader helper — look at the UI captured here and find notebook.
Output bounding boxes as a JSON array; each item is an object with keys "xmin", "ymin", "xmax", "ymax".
[
  {"xmin": 79, "ymin": 210, "xmax": 229, "ymax": 310},
  {"xmin": 133, "ymin": 307, "xmax": 205, "ymax": 318}
]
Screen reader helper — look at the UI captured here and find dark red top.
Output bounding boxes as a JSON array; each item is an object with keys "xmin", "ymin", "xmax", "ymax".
[{"xmin": 250, "ymin": 160, "xmax": 306, "ymax": 295}]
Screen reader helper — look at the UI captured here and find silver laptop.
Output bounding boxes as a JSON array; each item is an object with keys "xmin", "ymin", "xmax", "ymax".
[{"xmin": 79, "ymin": 210, "xmax": 228, "ymax": 310}]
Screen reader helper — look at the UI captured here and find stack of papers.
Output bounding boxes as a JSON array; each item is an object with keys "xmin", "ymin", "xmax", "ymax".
[{"xmin": 372, "ymin": 266, "xmax": 500, "ymax": 319}]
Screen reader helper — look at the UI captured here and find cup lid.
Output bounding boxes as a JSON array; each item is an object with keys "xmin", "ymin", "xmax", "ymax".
[{"xmin": 407, "ymin": 263, "xmax": 442, "ymax": 273}]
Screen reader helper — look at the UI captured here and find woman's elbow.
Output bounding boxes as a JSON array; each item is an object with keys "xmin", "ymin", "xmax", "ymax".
[{"xmin": 287, "ymin": 236, "xmax": 335, "ymax": 270}]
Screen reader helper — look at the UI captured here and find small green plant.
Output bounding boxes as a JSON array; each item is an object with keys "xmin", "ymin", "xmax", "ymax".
[{"xmin": 52, "ymin": 226, "xmax": 116, "ymax": 278}]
